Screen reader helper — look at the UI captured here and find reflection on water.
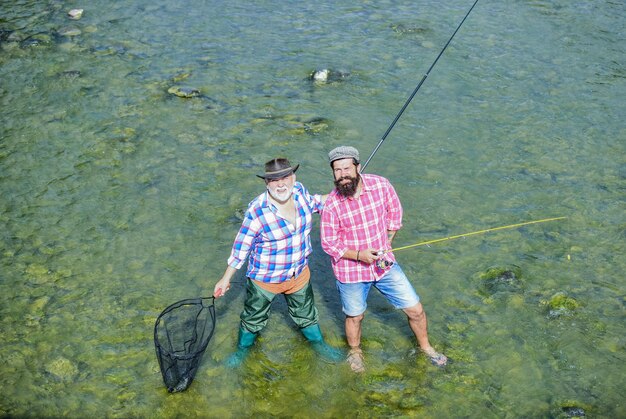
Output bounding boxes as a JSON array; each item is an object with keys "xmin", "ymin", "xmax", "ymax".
[{"xmin": 1, "ymin": 0, "xmax": 624, "ymax": 417}]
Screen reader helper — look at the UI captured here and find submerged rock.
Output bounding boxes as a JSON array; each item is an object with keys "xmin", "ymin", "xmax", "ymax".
[
  {"xmin": 20, "ymin": 33, "xmax": 53, "ymax": 48},
  {"xmin": 283, "ymin": 116, "xmax": 330, "ymax": 135},
  {"xmin": 252, "ymin": 112, "xmax": 331, "ymax": 135},
  {"xmin": 552, "ymin": 400, "xmax": 591, "ymax": 418},
  {"xmin": 474, "ymin": 265, "xmax": 524, "ymax": 296},
  {"xmin": 168, "ymin": 86, "xmax": 201, "ymax": 98},
  {"xmin": 57, "ymin": 27, "xmax": 82, "ymax": 37},
  {"xmin": 58, "ymin": 70, "xmax": 82, "ymax": 79},
  {"xmin": 46, "ymin": 357, "xmax": 79, "ymax": 381},
  {"xmin": 171, "ymin": 72, "xmax": 192, "ymax": 82},
  {"xmin": 543, "ymin": 292, "xmax": 580, "ymax": 318},
  {"xmin": 311, "ymin": 69, "xmax": 329, "ymax": 82},
  {"xmin": 7, "ymin": 31, "xmax": 24, "ymax": 43},
  {"xmin": 0, "ymin": 29, "xmax": 12, "ymax": 43},
  {"xmin": 300, "ymin": 117, "xmax": 329, "ymax": 134},
  {"xmin": 31, "ymin": 296, "xmax": 50, "ymax": 314},
  {"xmin": 25, "ymin": 264, "xmax": 52, "ymax": 285},
  {"xmin": 309, "ymin": 68, "xmax": 351, "ymax": 84},
  {"xmin": 233, "ymin": 208, "xmax": 246, "ymax": 222},
  {"xmin": 391, "ymin": 23, "xmax": 431, "ymax": 35},
  {"xmin": 91, "ymin": 44, "xmax": 127, "ymax": 56},
  {"xmin": 562, "ymin": 406, "xmax": 586, "ymax": 417},
  {"xmin": 68, "ymin": 9, "xmax": 84, "ymax": 20}
]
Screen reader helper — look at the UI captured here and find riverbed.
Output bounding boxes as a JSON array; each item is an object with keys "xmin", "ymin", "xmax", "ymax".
[{"xmin": 1, "ymin": 0, "xmax": 624, "ymax": 417}]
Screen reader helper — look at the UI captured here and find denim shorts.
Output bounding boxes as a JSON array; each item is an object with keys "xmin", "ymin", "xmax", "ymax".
[{"xmin": 335, "ymin": 263, "xmax": 420, "ymax": 317}]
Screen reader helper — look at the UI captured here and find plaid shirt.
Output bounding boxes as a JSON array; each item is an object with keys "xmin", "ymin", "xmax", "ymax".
[
  {"xmin": 320, "ymin": 174, "xmax": 402, "ymax": 283},
  {"xmin": 228, "ymin": 182, "xmax": 323, "ymax": 283}
]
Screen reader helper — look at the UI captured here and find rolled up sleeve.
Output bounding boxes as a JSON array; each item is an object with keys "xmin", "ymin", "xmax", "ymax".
[
  {"xmin": 385, "ymin": 180, "xmax": 403, "ymax": 231},
  {"xmin": 227, "ymin": 212, "xmax": 260, "ymax": 269},
  {"xmin": 320, "ymin": 204, "xmax": 347, "ymax": 263},
  {"xmin": 298, "ymin": 182, "xmax": 324, "ymax": 214}
]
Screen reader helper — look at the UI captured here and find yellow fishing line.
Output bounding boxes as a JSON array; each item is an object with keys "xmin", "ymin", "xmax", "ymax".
[{"xmin": 389, "ymin": 216, "xmax": 567, "ymax": 253}]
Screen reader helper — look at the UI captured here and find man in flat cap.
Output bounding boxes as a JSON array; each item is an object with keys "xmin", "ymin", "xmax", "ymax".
[
  {"xmin": 320, "ymin": 146, "xmax": 447, "ymax": 372},
  {"xmin": 214, "ymin": 158, "xmax": 342, "ymax": 366}
]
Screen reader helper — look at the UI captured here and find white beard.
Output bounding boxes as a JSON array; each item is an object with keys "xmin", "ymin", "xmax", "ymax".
[{"xmin": 267, "ymin": 186, "xmax": 292, "ymax": 203}]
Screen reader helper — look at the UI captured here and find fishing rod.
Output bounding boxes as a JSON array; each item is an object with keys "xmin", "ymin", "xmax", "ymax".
[
  {"xmin": 383, "ymin": 216, "xmax": 567, "ymax": 255},
  {"xmin": 361, "ymin": 0, "xmax": 480, "ymax": 171},
  {"xmin": 351, "ymin": 2, "xmax": 565, "ymax": 268}
]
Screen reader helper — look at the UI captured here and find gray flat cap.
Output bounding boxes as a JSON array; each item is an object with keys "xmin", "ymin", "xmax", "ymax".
[{"xmin": 328, "ymin": 146, "xmax": 360, "ymax": 164}]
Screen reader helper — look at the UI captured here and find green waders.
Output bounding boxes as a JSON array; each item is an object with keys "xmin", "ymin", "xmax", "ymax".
[{"xmin": 226, "ymin": 278, "xmax": 342, "ymax": 366}]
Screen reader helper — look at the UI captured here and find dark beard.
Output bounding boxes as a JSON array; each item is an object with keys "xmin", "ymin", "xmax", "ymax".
[{"xmin": 335, "ymin": 174, "xmax": 360, "ymax": 198}]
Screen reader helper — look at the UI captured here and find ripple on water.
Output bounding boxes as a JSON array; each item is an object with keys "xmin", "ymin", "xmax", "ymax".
[{"xmin": 0, "ymin": 0, "xmax": 624, "ymax": 417}]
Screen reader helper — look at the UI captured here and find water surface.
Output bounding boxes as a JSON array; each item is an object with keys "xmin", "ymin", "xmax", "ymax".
[{"xmin": 1, "ymin": 0, "xmax": 624, "ymax": 417}]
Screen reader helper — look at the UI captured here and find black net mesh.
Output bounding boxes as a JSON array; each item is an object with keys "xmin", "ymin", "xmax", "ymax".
[{"xmin": 154, "ymin": 297, "xmax": 216, "ymax": 392}]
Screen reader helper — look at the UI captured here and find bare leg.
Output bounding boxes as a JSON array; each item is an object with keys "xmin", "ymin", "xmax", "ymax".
[
  {"xmin": 402, "ymin": 302, "xmax": 432, "ymax": 350},
  {"xmin": 345, "ymin": 314, "xmax": 365, "ymax": 372},
  {"xmin": 345, "ymin": 313, "xmax": 364, "ymax": 349},
  {"xmin": 403, "ymin": 302, "xmax": 447, "ymax": 366}
]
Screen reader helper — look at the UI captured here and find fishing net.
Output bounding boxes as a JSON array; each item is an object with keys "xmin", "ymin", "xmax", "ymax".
[{"xmin": 154, "ymin": 297, "xmax": 216, "ymax": 392}]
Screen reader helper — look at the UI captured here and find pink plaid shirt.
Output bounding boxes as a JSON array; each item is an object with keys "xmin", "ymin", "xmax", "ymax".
[{"xmin": 320, "ymin": 174, "xmax": 402, "ymax": 283}]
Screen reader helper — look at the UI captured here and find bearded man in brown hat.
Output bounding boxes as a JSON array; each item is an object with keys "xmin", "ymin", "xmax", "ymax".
[{"xmin": 214, "ymin": 158, "xmax": 342, "ymax": 366}]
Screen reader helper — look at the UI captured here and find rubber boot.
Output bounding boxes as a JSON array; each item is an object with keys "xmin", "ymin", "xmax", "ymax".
[
  {"xmin": 300, "ymin": 324, "xmax": 343, "ymax": 363},
  {"xmin": 226, "ymin": 327, "xmax": 257, "ymax": 368}
]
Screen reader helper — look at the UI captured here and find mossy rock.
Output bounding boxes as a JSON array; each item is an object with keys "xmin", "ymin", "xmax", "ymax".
[
  {"xmin": 390, "ymin": 23, "xmax": 432, "ymax": 35},
  {"xmin": 548, "ymin": 292, "xmax": 580, "ymax": 311},
  {"xmin": 57, "ymin": 27, "xmax": 81, "ymax": 37},
  {"xmin": 20, "ymin": 32, "xmax": 53, "ymax": 48},
  {"xmin": 167, "ymin": 86, "xmax": 201, "ymax": 98},
  {"xmin": 25, "ymin": 264, "xmax": 53, "ymax": 285},
  {"xmin": 30, "ymin": 296, "xmax": 50, "ymax": 314},
  {"xmin": 0, "ymin": 29, "xmax": 12, "ymax": 42},
  {"xmin": 45, "ymin": 357, "xmax": 78, "ymax": 381},
  {"xmin": 551, "ymin": 399, "xmax": 592, "ymax": 418},
  {"xmin": 171, "ymin": 71, "xmax": 192, "ymax": 82},
  {"xmin": 283, "ymin": 116, "xmax": 330, "ymax": 135},
  {"xmin": 233, "ymin": 208, "xmax": 246, "ymax": 222},
  {"xmin": 543, "ymin": 292, "xmax": 580, "ymax": 318},
  {"xmin": 473, "ymin": 265, "xmax": 524, "ymax": 296}
]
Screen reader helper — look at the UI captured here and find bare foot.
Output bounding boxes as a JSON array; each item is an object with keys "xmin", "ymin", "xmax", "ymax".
[
  {"xmin": 422, "ymin": 348, "xmax": 448, "ymax": 367},
  {"xmin": 347, "ymin": 347, "xmax": 365, "ymax": 373}
]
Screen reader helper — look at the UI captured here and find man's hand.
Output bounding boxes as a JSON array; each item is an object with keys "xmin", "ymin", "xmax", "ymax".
[
  {"xmin": 213, "ymin": 277, "xmax": 231, "ymax": 298},
  {"xmin": 213, "ymin": 266, "xmax": 238, "ymax": 298},
  {"xmin": 357, "ymin": 248, "xmax": 381, "ymax": 265}
]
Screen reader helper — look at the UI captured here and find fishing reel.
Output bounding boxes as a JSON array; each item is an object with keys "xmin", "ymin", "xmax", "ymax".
[{"xmin": 375, "ymin": 251, "xmax": 394, "ymax": 270}]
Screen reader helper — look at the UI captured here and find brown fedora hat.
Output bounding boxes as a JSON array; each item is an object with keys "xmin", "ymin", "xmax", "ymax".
[{"xmin": 256, "ymin": 158, "xmax": 299, "ymax": 180}]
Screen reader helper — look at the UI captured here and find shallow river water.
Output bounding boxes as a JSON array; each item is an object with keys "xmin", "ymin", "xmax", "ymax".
[{"xmin": 1, "ymin": 0, "xmax": 624, "ymax": 417}]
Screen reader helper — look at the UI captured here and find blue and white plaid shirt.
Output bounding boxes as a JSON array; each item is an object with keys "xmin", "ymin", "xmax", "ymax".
[{"xmin": 227, "ymin": 182, "xmax": 323, "ymax": 283}]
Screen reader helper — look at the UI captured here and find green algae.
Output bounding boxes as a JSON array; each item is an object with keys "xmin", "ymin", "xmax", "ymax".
[
  {"xmin": 167, "ymin": 86, "xmax": 201, "ymax": 98},
  {"xmin": 542, "ymin": 291, "xmax": 581, "ymax": 318},
  {"xmin": 473, "ymin": 264, "xmax": 524, "ymax": 296},
  {"xmin": 45, "ymin": 357, "xmax": 79, "ymax": 382},
  {"xmin": 548, "ymin": 292, "xmax": 580, "ymax": 311},
  {"xmin": 1, "ymin": 0, "xmax": 624, "ymax": 417}
]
